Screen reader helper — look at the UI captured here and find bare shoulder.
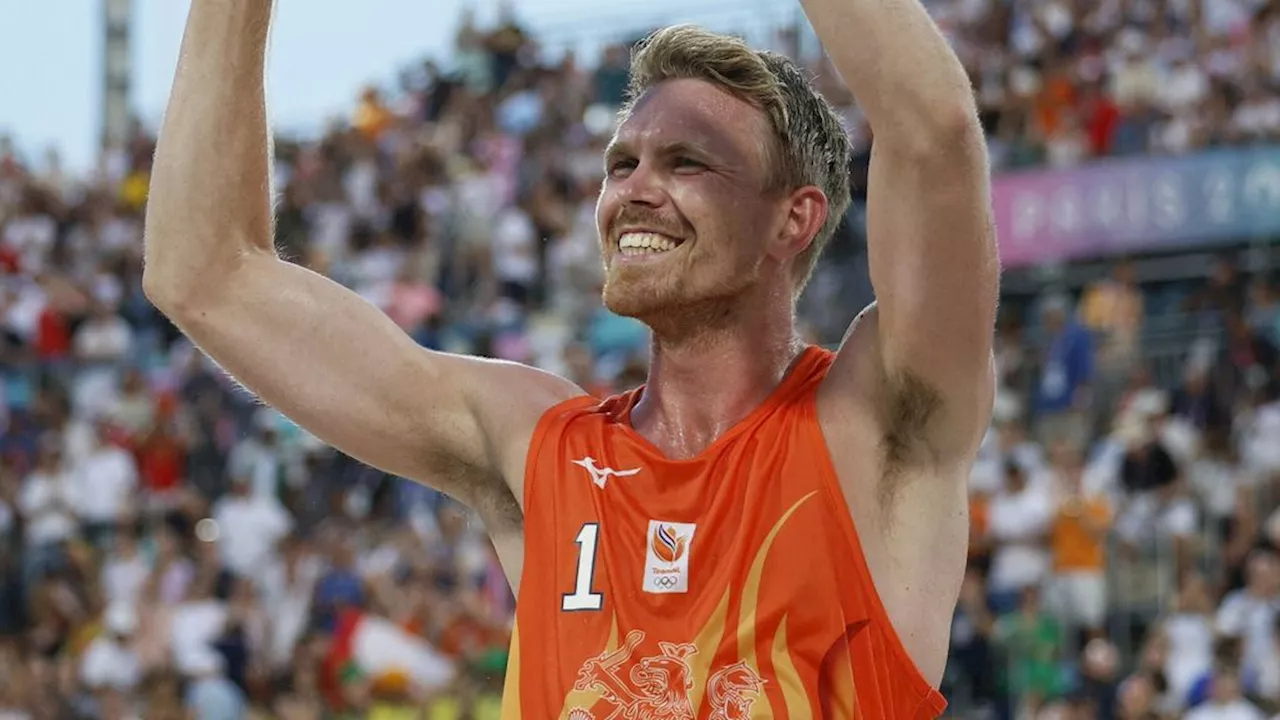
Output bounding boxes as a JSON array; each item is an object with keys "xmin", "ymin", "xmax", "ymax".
[
  {"xmin": 815, "ymin": 303, "xmax": 978, "ymax": 686},
  {"xmin": 436, "ymin": 353, "xmax": 586, "ymax": 510}
]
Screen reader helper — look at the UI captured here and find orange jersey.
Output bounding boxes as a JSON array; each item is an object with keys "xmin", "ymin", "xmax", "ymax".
[{"xmin": 503, "ymin": 347, "xmax": 947, "ymax": 719}]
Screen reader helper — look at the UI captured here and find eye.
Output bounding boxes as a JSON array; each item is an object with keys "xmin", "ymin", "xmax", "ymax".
[
  {"xmin": 607, "ymin": 158, "xmax": 636, "ymax": 178},
  {"xmin": 674, "ymin": 157, "xmax": 706, "ymax": 172}
]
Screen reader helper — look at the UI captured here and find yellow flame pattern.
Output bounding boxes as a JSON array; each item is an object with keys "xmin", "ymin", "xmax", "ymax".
[{"xmin": 512, "ymin": 489, "xmax": 857, "ymax": 719}]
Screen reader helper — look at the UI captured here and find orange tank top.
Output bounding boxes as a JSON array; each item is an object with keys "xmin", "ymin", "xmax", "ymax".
[{"xmin": 502, "ymin": 346, "xmax": 947, "ymax": 719}]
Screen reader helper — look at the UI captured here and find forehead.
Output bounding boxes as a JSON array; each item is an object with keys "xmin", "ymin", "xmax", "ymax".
[{"xmin": 610, "ymin": 78, "xmax": 771, "ymax": 162}]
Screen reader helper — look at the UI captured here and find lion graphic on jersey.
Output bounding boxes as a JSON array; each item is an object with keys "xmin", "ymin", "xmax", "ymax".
[
  {"xmin": 572, "ymin": 630, "xmax": 696, "ymax": 719},
  {"xmin": 707, "ymin": 661, "xmax": 766, "ymax": 720},
  {"xmin": 569, "ymin": 630, "xmax": 766, "ymax": 719}
]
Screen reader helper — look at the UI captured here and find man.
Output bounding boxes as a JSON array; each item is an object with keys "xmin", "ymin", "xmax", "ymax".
[
  {"xmin": 143, "ymin": 0, "xmax": 996, "ymax": 717},
  {"xmin": 1034, "ymin": 294, "xmax": 1093, "ymax": 448}
]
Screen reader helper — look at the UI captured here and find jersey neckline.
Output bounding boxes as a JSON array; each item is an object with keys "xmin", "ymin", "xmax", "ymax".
[{"xmin": 608, "ymin": 345, "xmax": 831, "ymax": 464}]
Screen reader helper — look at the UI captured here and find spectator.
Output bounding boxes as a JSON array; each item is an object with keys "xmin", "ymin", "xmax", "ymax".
[
  {"xmin": 71, "ymin": 420, "xmax": 139, "ymax": 549},
  {"xmin": 1158, "ymin": 572, "xmax": 1217, "ymax": 712},
  {"xmin": 1216, "ymin": 549, "xmax": 1280, "ymax": 695},
  {"xmin": 1080, "ymin": 260, "xmax": 1145, "ymax": 429},
  {"xmin": 101, "ymin": 524, "xmax": 149, "ymax": 608},
  {"xmin": 944, "ymin": 569, "xmax": 999, "ymax": 714},
  {"xmin": 17, "ymin": 434, "xmax": 76, "ymax": 585},
  {"xmin": 986, "ymin": 461, "xmax": 1052, "ymax": 613},
  {"xmin": 1035, "ymin": 295, "xmax": 1094, "ymax": 448},
  {"xmin": 1078, "ymin": 637, "xmax": 1123, "ymax": 720},
  {"xmin": 1048, "ymin": 441, "xmax": 1112, "ymax": 642},
  {"xmin": 1183, "ymin": 664, "xmax": 1265, "ymax": 720},
  {"xmin": 210, "ymin": 475, "xmax": 291, "ymax": 583},
  {"xmin": 80, "ymin": 602, "xmax": 142, "ymax": 694},
  {"xmin": 995, "ymin": 585, "xmax": 1064, "ymax": 717}
]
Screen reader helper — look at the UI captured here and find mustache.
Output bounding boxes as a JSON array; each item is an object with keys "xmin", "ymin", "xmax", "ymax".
[{"xmin": 609, "ymin": 206, "xmax": 688, "ymax": 240}]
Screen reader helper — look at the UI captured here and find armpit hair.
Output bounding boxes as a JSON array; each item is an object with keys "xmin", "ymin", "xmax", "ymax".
[
  {"xmin": 424, "ymin": 444, "xmax": 524, "ymax": 532},
  {"xmin": 876, "ymin": 368, "xmax": 944, "ymax": 504}
]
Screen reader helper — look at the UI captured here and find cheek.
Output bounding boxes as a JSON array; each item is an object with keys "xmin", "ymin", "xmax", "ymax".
[
  {"xmin": 595, "ymin": 188, "xmax": 616, "ymax": 238},
  {"xmin": 672, "ymin": 180, "xmax": 763, "ymax": 238}
]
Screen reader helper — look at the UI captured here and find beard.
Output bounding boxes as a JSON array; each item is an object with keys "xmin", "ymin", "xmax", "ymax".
[{"xmin": 601, "ymin": 259, "xmax": 759, "ymax": 342}]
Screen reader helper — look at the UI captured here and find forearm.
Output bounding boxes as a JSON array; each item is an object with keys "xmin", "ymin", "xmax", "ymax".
[
  {"xmin": 143, "ymin": 0, "xmax": 275, "ymax": 306},
  {"xmin": 800, "ymin": 0, "xmax": 977, "ymax": 149}
]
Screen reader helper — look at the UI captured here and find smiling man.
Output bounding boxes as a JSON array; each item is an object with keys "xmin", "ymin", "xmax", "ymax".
[{"xmin": 143, "ymin": 0, "xmax": 997, "ymax": 716}]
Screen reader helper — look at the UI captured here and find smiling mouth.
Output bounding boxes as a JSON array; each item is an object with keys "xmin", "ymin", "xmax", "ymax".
[{"xmin": 616, "ymin": 231, "xmax": 684, "ymax": 258}]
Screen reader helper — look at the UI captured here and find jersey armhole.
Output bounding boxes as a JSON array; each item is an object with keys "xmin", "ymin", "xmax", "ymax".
[
  {"xmin": 521, "ymin": 394, "xmax": 602, "ymax": 511},
  {"xmin": 801, "ymin": 395, "xmax": 950, "ymax": 717}
]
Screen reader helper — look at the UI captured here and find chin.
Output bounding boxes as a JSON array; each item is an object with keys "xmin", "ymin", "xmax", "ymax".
[
  {"xmin": 601, "ymin": 275, "xmax": 681, "ymax": 319},
  {"xmin": 602, "ymin": 270, "xmax": 752, "ymax": 339}
]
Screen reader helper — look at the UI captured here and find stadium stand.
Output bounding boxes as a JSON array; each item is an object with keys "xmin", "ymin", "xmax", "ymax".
[{"xmin": 1, "ymin": 0, "xmax": 1279, "ymax": 717}]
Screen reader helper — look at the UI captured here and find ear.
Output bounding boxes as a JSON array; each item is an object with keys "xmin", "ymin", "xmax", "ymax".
[{"xmin": 768, "ymin": 186, "xmax": 829, "ymax": 264}]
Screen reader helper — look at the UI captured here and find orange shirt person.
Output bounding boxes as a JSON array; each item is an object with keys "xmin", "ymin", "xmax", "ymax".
[
  {"xmin": 142, "ymin": 1, "xmax": 998, "ymax": 717},
  {"xmin": 1048, "ymin": 446, "xmax": 1113, "ymax": 636}
]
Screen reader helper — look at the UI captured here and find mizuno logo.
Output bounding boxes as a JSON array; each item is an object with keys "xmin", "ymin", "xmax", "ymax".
[{"xmin": 572, "ymin": 457, "xmax": 641, "ymax": 489}]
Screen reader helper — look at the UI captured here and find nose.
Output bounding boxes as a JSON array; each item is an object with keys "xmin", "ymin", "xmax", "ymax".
[{"xmin": 613, "ymin": 161, "xmax": 666, "ymax": 208}]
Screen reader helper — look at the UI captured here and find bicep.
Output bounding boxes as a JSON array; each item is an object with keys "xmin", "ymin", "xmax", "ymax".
[
  {"xmin": 163, "ymin": 255, "xmax": 575, "ymax": 497},
  {"xmin": 834, "ymin": 132, "xmax": 999, "ymax": 462},
  {"xmin": 867, "ymin": 131, "xmax": 998, "ymax": 374}
]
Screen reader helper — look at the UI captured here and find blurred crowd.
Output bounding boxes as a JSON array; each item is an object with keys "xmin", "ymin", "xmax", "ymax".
[
  {"xmin": 936, "ymin": 0, "xmax": 1280, "ymax": 169},
  {"xmin": 0, "ymin": 0, "xmax": 1279, "ymax": 718}
]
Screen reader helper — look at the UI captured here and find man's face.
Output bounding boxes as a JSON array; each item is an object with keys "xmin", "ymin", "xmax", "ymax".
[{"xmin": 595, "ymin": 78, "xmax": 797, "ymax": 324}]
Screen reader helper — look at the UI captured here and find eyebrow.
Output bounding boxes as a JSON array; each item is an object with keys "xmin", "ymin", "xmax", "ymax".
[{"xmin": 603, "ymin": 138, "xmax": 718, "ymax": 166}]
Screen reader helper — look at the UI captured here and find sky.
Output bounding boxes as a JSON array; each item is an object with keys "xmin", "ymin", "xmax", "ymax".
[{"xmin": 0, "ymin": 0, "xmax": 798, "ymax": 173}]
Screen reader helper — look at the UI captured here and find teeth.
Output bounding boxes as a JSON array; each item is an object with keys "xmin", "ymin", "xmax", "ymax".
[{"xmin": 618, "ymin": 232, "xmax": 679, "ymax": 256}]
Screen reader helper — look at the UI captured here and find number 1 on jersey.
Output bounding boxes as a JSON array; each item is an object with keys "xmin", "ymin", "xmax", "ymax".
[{"xmin": 562, "ymin": 523, "xmax": 603, "ymax": 611}]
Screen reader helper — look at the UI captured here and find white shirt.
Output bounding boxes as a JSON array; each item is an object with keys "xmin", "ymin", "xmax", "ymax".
[
  {"xmin": 308, "ymin": 202, "xmax": 353, "ymax": 260},
  {"xmin": 1190, "ymin": 458, "xmax": 1251, "ymax": 520},
  {"xmin": 1184, "ymin": 699, "xmax": 1264, "ymax": 720},
  {"xmin": 71, "ymin": 446, "xmax": 138, "ymax": 523},
  {"xmin": 2, "ymin": 279, "xmax": 45, "ymax": 341},
  {"xmin": 1164, "ymin": 613, "xmax": 1215, "ymax": 707},
  {"xmin": 170, "ymin": 600, "xmax": 228, "ymax": 675},
  {"xmin": 1217, "ymin": 590, "xmax": 1280, "ymax": 680},
  {"xmin": 102, "ymin": 551, "xmax": 151, "ymax": 607},
  {"xmin": 1232, "ymin": 98, "xmax": 1280, "ymax": 139},
  {"xmin": 1, "ymin": 214, "xmax": 56, "ymax": 273},
  {"xmin": 987, "ymin": 481, "xmax": 1054, "ymax": 592},
  {"xmin": 227, "ymin": 438, "xmax": 299, "ymax": 500},
  {"xmin": 73, "ymin": 316, "xmax": 134, "ymax": 362},
  {"xmin": 344, "ymin": 159, "xmax": 381, "ymax": 220},
  {"xmin": 1116, "ymin": 493, "xmax": 1199, "ymax": 545},
  {"xmin": 1244, "ymin": 402, "xmax": 1280, "ymax": 477},
  {"xmin": 1161, "ymin": 65, "xmax": 1209, "ymax": 113},
  {"xmin": 80, "ymin": 637, "xmax": 141, "ymax": 690},
  {"xmin": 260, "ymin": 554, "xmax": 323, "ymax": 669},
  {"xmin": 18, "ymin": 470, "xmax": 77, "ymax": 545},
  {"xmin": 492, "ymin": 207, "xmax": 538, "ymax": 284},
  {"xmin": 212, "ymin": 494, "xmax": 293, "ymax": 580},
  {"xmin": 1201, "ymin": 0, "xmax": 1251, "ymax": 35}
]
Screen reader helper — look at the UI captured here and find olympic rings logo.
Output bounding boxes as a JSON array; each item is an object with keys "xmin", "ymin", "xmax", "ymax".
[{"xmin": 653, "ymin": 575, "xmax": 680, "ymax": 589}]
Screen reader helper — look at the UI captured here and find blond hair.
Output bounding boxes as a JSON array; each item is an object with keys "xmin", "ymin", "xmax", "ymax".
[{"xmin": 624, "ymin": 25, "xmax": 853, "ymax": 293}]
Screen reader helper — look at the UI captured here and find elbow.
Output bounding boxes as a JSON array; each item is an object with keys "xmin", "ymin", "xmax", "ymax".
[
  {"xmin": 142, "ymin": 257, "xmax": 221, "ymax": 321},
  {"xmin": 141, "ymin": 224, "xmax": 187, "ymax": 313},
  {"xmin": 142, "ymin": 234, "xmax": 252, "ymax": 317},
  {"xmin": 935, "ymin": 104, "xmax": 985, "ymax": 155},
  {"xmin": 141, "ymin": 254, "xmax": 194, "ymax": 317},
  {"xmin": 141, "ymin": 265, "xmax": 178, "ymax": 314}
]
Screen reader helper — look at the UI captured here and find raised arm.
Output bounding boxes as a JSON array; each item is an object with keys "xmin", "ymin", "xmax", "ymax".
[
  {"xmin": 804, "ymin": 0, "xmax": 999, "ymax": 467},
  {"xmin": 142, "ymin": 0, "xmax": 579, "ymax": 507}
]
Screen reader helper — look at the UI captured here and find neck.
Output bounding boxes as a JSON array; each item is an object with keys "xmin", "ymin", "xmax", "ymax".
[{"xmin": 632, "ymin": 295, "xmax": 804, "ymax": 459}]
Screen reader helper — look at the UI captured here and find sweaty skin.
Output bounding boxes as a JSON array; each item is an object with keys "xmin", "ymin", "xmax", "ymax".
[{"xmin": 143, "ymin": 0, "xmax": 995, "ymax": 690}]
